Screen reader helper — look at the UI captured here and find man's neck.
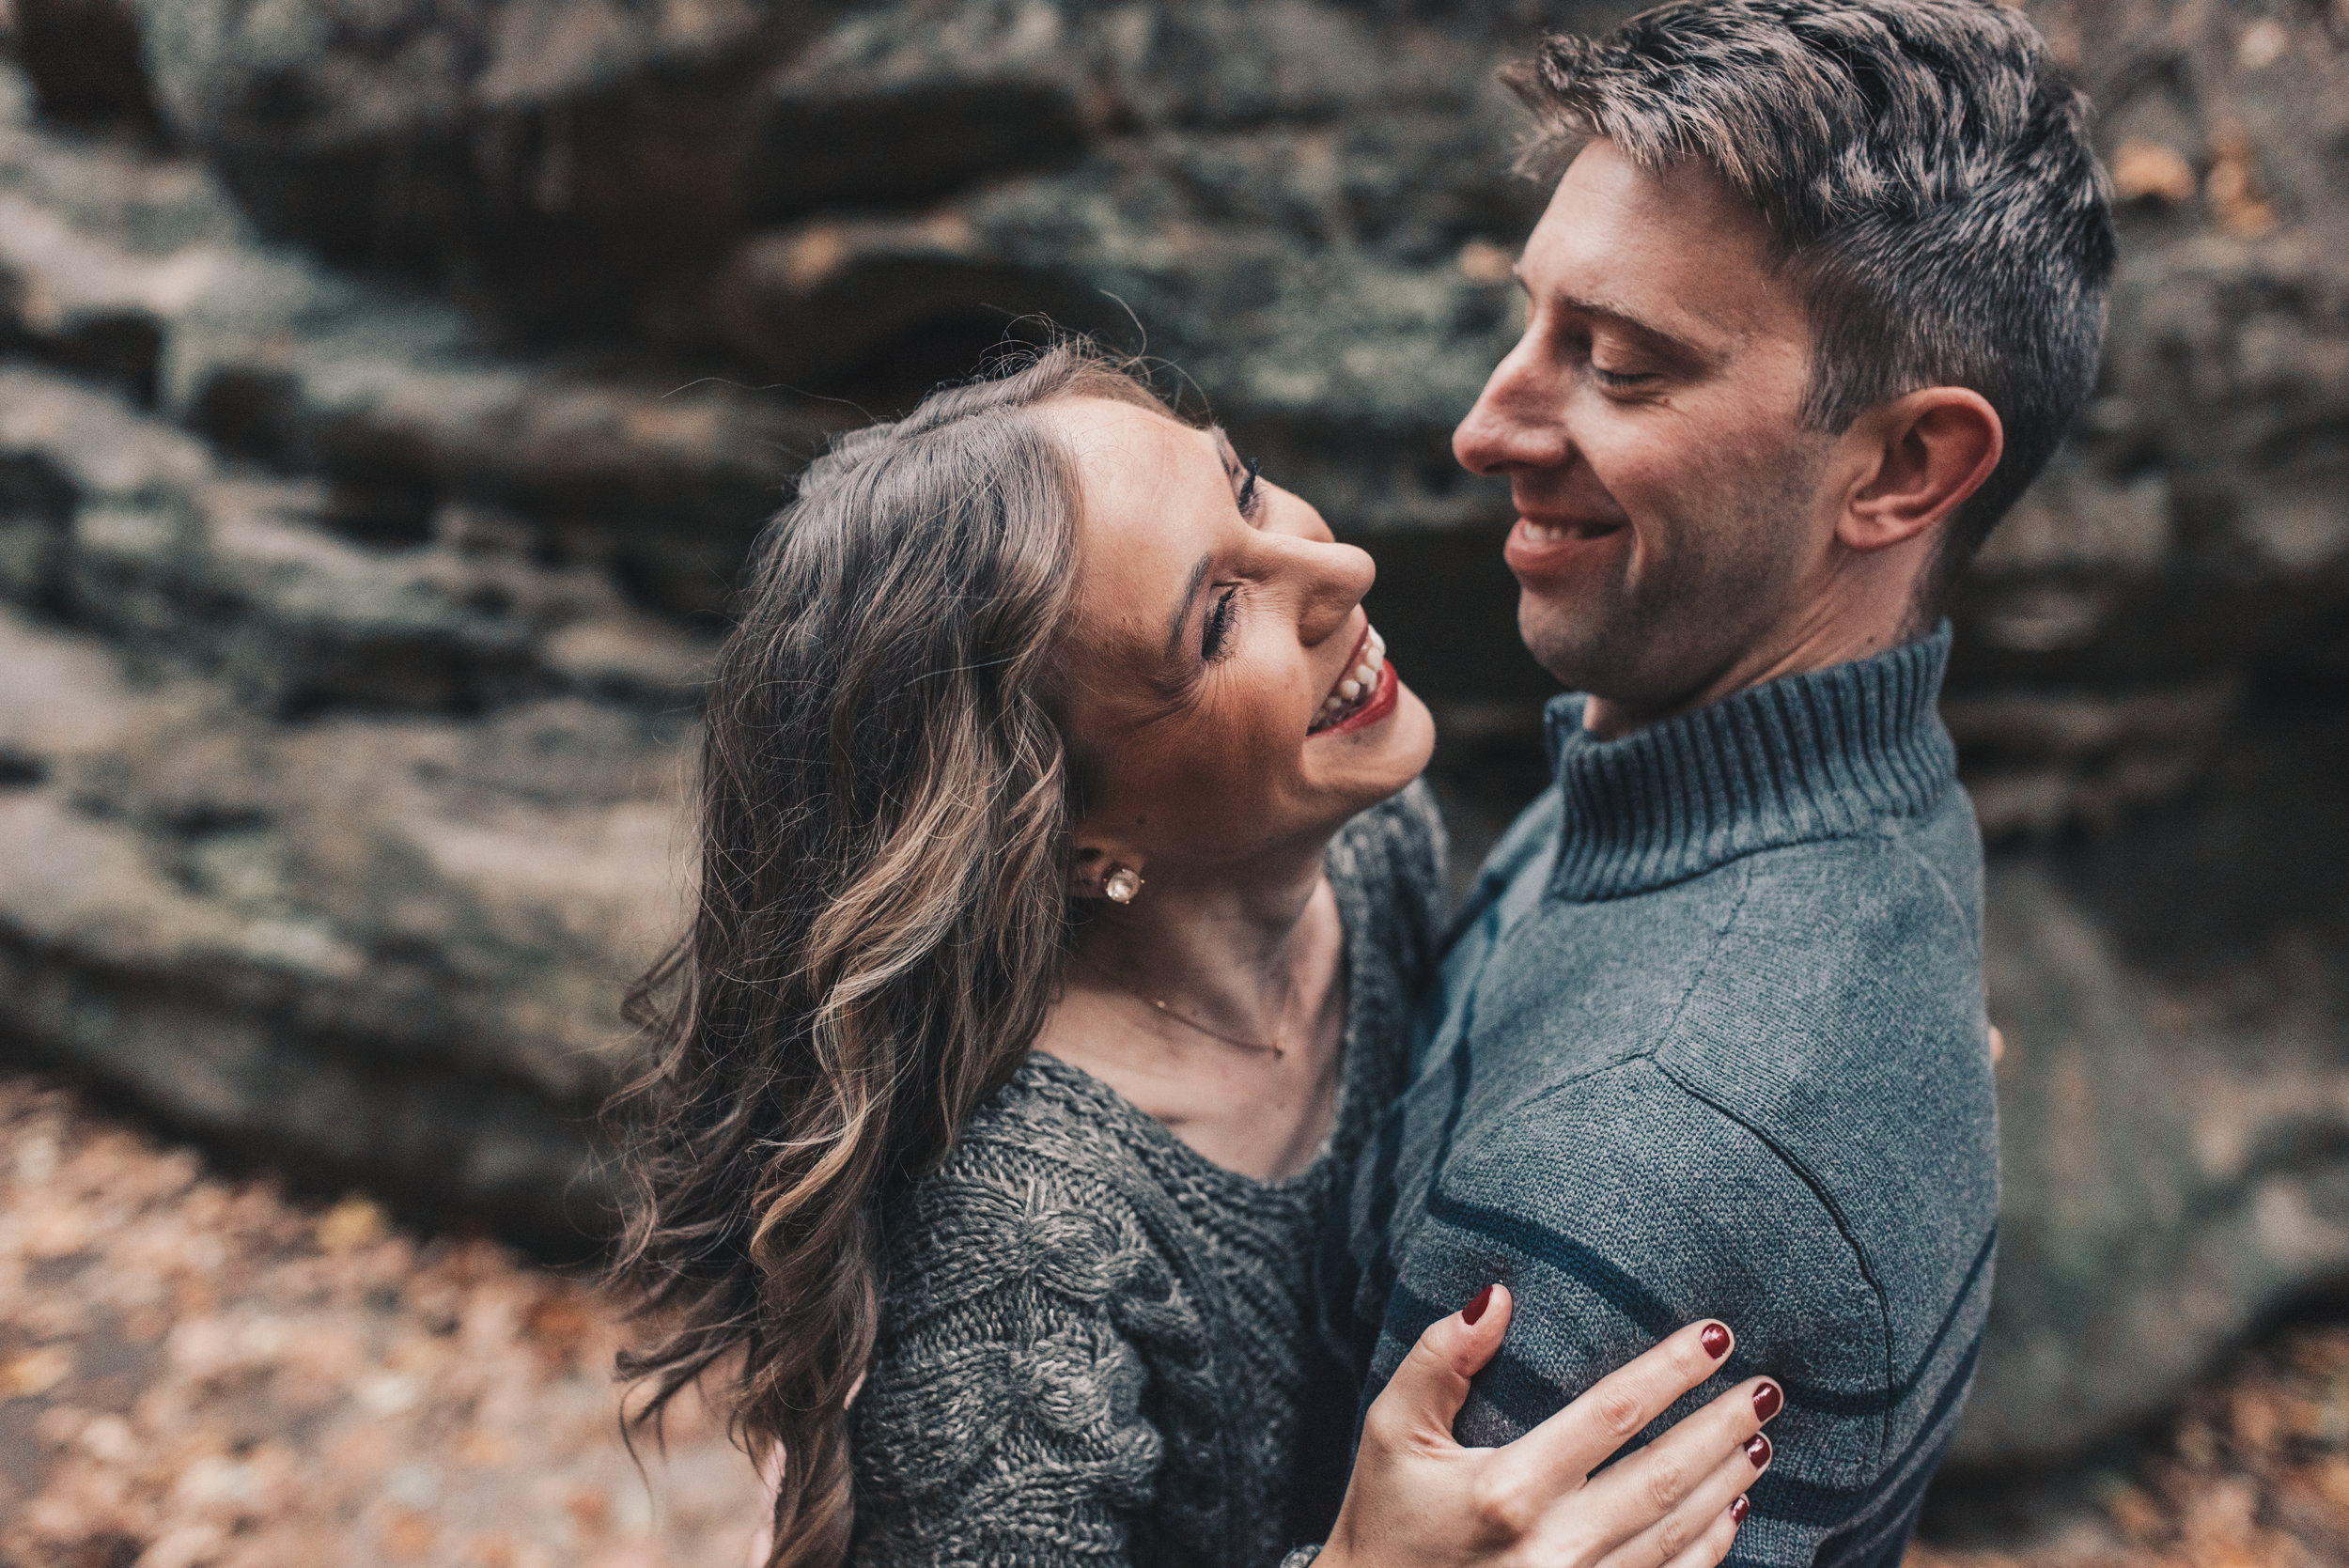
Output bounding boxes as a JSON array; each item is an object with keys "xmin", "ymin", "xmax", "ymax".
[{"xmin": 1582, "ymin": 583, "xmax": 1928, "ymax": 741}]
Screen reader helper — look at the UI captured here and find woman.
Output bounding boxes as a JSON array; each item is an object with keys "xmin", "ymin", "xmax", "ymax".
[{"xmin": 611, "ymin": 344, "xmax": 1781, "ymax": 1568}]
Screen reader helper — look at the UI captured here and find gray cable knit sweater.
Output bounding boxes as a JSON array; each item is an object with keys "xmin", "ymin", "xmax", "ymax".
[{"xmin": 846, "ymin": 784, "xmax": 1448, "ymax": 1568}]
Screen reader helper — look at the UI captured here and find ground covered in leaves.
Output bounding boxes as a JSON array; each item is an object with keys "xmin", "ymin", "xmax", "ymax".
[
  {"xmin": 1912, "ymin": 1323, "xmax": 2349, "ymax": 1568},
  {"xmin": 0, "ymin": 1076, "xmax": 758, "ymax": 1568},
  {"xmin": 10, "ymin": 1068, "xmax": 2349, "ymax": 1568}
]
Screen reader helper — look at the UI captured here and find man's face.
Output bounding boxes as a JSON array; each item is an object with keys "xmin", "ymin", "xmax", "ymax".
[{"xmin": 1455, "ymin": 140, "xmax": 1837, "ymax": 724}]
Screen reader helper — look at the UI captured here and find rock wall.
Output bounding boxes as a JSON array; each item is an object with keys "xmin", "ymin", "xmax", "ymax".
[{"xmin": 0, "ymin": 0, "xmax": 2344, "ymax": 1469}]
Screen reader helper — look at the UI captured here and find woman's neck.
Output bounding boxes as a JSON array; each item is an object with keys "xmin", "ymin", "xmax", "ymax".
[
  {"xmin": 1038, "ymin": 832, "xmax": 1350, "ymax": 1182},
  {"xmin": 1073, "ymin": 836, "xmax": 1333, "ymax": 1036}
]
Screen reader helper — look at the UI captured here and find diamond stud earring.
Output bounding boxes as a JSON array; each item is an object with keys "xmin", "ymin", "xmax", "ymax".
[{"xmin": 1103, "ymin": 866, "xmax": 1143, "ymax": 904}]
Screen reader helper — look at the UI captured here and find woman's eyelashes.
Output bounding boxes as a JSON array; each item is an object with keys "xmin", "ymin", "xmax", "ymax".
[
  {"xmin": 1237, "ymin": 458, "xmax": 1264, "ymax": 520},
  {"xmin": 1200, "ymin": 452, "xmax": 1260, "ymax": 663},
  {"xmin": 1202, "ymin": 584, "xmax": 1241, "ymax": 661}
]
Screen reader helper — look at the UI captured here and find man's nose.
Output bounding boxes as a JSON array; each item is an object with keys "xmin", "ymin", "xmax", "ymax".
[{"xmin": 1454, "ymin": 338, "xmax": 1570, "ymax": 477}]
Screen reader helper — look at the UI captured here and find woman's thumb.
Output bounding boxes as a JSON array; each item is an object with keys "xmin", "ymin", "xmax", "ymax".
[{"xmin": 1366, "ymin": 1284, "xmax": 1512, "ymax": 1450}]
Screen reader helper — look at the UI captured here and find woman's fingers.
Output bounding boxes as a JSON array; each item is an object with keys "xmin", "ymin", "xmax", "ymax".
[
  {"xmin": 1590, "ymin": 1432, "xmax": 1770, "ymax": 1568},
  {"xmin": 1319, "ymin": 1311, "xmax": 1779, "ymax": 1568},
  {"xmin": 1579, "ymin": 1374, "xmax": 1780, "ymax": 1526},
  {"xmin": 1532, "ymin": 1373, "xmax": 1775, "ymax": 1567},
  {"xmin": 1483, "ymin": 1319, "xmax": 1738, "ymax": 1501},
  {"xmin": 1647, "ymin": 1485, "xmax": 1750, "ymax": 1568},
  {"xmin": 1358, "ymin": 1285, "xmax": 1516, "ymax": 1455}
]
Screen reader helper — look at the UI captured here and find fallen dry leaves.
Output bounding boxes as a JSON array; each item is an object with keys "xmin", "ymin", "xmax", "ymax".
[
  {"xmin": 1912, "ymin": 1336, "xmax": 2349, "ymax": 1566},
  {"xmin": 0, "ymin": 1074, "xmax": 759, "ymax": 1568},
  {"xmin": 1917, "ymin": 1314, "xmax": 2349, "ymax": 1568}
]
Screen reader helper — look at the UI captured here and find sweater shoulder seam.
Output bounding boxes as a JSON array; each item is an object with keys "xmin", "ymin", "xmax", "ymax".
[
  {"xmin": 1505, "ymin": 1049, "xmax": 1899, "ymax": 1462},
  {"xmin": 1646, "ymin": 855, "xmax": 1755, "ymax": 1051},
  {"xmin": 1871, "ymin": 815, "xmax": 1976, "ymax": 951},
  {"xmin": 1653, "ymin": 864, "xmax": 1895, "ymax": 1454}
]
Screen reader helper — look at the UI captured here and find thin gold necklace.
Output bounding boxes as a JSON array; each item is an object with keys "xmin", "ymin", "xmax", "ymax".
[
  {"xmin": 1140, "ymin": 993, "xmax": 1288, "ymax": 1059},
  {"xmin": 1082, "ymin": 955, "xmax": 1295, "ymax": 1058}
]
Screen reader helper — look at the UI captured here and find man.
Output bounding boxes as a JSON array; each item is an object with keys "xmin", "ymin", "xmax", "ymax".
[{"xmin": 1323, "ymin": 2, "xmax": 2115, "ymax": 1564}]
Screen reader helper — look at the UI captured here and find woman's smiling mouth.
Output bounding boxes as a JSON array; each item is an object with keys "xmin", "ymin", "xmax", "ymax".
[{"xmin": 1310, "ymin": 624, "xmax": 1395, "ymax": 737}]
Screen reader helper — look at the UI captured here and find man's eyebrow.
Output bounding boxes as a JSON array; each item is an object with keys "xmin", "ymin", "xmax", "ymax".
[
  {"xmin": 1517, "ymin": 273, "xmax": 1717, "ymax": 359},
  {"xmin": 1164, "ymin": 551, "xmax": 1213, "ymax": 660}
]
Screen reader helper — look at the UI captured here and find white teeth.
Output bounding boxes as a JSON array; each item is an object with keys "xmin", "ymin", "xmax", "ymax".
[
  {"xmin": 1312, "ymin": 625, "xmax": 1388, "ymax": 732},
  {"xmin": 1525, "ymin": 521, "xmax": 1563, "ymax": 543}
]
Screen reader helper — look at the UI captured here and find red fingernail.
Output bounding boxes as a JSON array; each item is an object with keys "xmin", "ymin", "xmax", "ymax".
[
  {"xmin": 1731, "ymin": 1496, "xmax": 1750, "ymax": 1526},
  {"xmin": 1753, "ymin": 1381, "xmax": 1782, "ymax": 1421},
  {"xmin": 1701, "ymin": 1322, "xmax": 1732, "ymax": 1360},
  {"xmin": 1745, "ymin": 1434, "xmax": 1771, "ymax": 1468},
  {"xmin": 1463, "ymin": 1285, "xmax": 1496, "ymax": 1325}
]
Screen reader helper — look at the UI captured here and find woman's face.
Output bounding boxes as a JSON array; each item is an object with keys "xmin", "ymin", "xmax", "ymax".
[{"xmin": 1043, "ymin": 396, "xmax": 1436, "ymax": 878}]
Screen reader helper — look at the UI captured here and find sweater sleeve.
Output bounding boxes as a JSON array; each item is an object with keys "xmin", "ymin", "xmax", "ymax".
[
  {"xmin": 848, "ymin": 1162, "xmax": 1169, "ymax": 1568},
  {"xmin": 1373, "ymin": 1060, "xmax": 1902, "ymax": 1568}
]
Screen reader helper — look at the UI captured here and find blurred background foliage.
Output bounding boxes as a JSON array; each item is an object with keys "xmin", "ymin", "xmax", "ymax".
[{"xmin": 0, "ymin": 0, "xmax": 2345, "ymax": 1520}]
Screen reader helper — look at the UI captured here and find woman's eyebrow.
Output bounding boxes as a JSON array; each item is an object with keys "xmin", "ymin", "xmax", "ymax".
[
  {"xmin": 1209, "ymin": 425, "xmax": 1245, "ymax": 486},
  {"xmin": 1163, "ymin": 551, "xmax": 1213, "ymax": 660}
]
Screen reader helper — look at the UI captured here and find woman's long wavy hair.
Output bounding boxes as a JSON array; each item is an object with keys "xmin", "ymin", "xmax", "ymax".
[{"xmin": 607, "ymin": 343, "xmax": 1167, "ymax": 1568}]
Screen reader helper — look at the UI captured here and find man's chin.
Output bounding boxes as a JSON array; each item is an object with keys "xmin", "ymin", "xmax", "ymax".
[{"xmin": 1517, "ymin": 593, "xmax": 1619, "ymax": 693}]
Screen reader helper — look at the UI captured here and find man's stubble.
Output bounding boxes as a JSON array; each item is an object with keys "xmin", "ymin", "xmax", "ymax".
[{"xmin": 1518, "ymin": 448, "xmax": 1827, "ymax": 721}]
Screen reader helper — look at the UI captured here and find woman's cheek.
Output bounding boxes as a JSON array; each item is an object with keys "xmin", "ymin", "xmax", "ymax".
[{"xmin": 1200, "ymin": 691, "xmax": 1299, "ymax": 806}]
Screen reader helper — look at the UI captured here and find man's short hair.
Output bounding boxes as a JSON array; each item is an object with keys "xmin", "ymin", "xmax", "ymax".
[{"xmin": 1505, "ymin": 0, "xmax": 2117, "ymax": 599}]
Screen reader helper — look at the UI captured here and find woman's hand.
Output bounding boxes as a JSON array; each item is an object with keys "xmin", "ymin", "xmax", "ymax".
[{"xmin": 1317, "ymin": 1289, "xmax": 1779, "ymax": 1568}]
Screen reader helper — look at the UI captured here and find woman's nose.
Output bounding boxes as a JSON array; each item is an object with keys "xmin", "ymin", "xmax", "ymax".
[
  {"xmin": 1296, "ymin": 539, "xmax": 1376, "ymax": 645},
  {"xmin": 1261, "ymin": 481, "xmax": 1336, "ymax": 546}
]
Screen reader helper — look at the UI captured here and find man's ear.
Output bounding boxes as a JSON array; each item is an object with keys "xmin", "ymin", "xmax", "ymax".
[{"xmin": 1839, "ymin": 388, "xmax": 2003, "ymax": 553}]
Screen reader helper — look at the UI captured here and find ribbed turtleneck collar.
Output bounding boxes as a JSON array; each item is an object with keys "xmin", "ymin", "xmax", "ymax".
[{"xmin": 1542, "ymin": 625, "xmax": 1958, "ymax": 902}]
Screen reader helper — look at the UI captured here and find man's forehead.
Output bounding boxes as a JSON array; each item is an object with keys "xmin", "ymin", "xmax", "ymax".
[{"xmin": 1523, "ymin": 140, "xmax": 1788, "ymax": 344}]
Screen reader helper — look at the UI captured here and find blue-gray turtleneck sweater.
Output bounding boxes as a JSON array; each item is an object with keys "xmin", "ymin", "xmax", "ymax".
[{"xmin": 1322, "ymin": 628, "xmax": 1997, "ymax": 1568}]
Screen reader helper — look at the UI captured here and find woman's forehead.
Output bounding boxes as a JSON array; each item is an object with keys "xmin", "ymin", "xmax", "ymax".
[
  {"xmin": 1043, "ymin": 398, "xmax": 1230, "ymax": 661},
  {"xmin": 1052, "ymin": 398, "xmax": 1231, "ymax": 540},
  {"xmin": 1045, "ymin": 396, "xmax": 1214, "ymax": 486}
]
